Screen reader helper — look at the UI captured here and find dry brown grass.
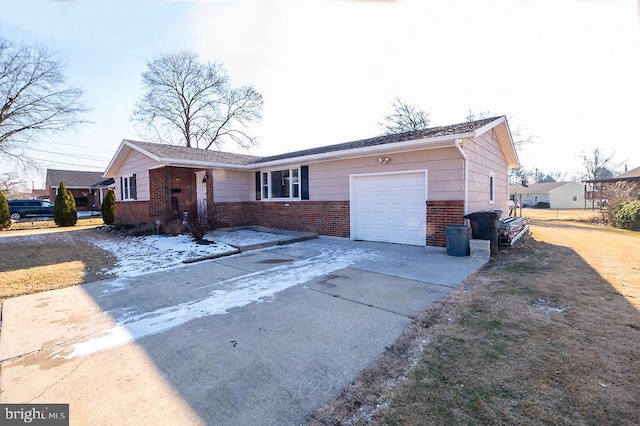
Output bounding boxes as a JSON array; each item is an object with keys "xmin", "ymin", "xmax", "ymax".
[
  {"xmin": 519, "ymin": 207, "xmax": 603, "ymax": 222},
  {"xmin": 310, "ymin": 221, "xmax": 640, "ymax": 425},
  {"xmin": 0, "ymin": 228, "xmax": 117, "ymax": 301}
]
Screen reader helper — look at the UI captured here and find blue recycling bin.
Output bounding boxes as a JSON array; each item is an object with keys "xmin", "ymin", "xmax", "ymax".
[{"xmin": 445, "ymin": 225, "xmax": 470, "ymax": 256}]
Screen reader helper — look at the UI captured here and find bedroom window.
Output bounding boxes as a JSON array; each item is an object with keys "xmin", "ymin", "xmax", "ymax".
[
  {"xmin": 121, "ymin": 174, "xmax": 137, "ymax": 201},
  {"xmin": 262, "ymin": 168, "xmax": 300, "ymax": 199},
  {"xmin": 489, "ymin": 172, "xmax": 495, "ymax": 204}
]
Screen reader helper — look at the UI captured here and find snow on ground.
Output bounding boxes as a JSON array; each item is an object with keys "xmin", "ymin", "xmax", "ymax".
[
  {"xmin": 206, "ymin": 229, "xmax": 289, "ymax": 247},
  {"xmin": 62, "ymin": 240, "xmax": 380, "ymax": 359},
  {"xmin": 86, "ymin": 234, "xmax": 237, "ymax": 277}
]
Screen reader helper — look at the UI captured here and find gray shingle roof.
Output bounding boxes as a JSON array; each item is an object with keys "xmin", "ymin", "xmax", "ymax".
[
  {"xmin": 510, "ymin": 182, "xmax": 576, "ymax": 194},
  {"xmin": 253, "ymin": 117, "xmax": 500, "ymax": 163},
  {"xmin": 582, "ymin": 166, "xmax": 640, "ymax": 183},
  {"xmin": 46, "ymin": 169, "xmax": 107, "ymax": 188},
  {"xmin": 125, "ymin": 140, "xmax": 260, "ymax": 165},
  {"xmin": 118, "ymin": 116, "xmax": 505, "ymax": 171}
]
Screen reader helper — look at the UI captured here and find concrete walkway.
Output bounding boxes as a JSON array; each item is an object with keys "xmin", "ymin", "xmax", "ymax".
[{"xmin": 0, "ymin": 236, "xmax": 487, "ymax": 425}]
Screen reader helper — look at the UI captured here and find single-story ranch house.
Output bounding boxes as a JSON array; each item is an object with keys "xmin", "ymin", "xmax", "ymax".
[
  {"xmin": 510, "ymin": 181, "xmax": 586, "ymax": 209},
  {"xmin": 45, "ymin": 169, "xmax": 115, "ymax": 210},
  {"xmin": 103, "ymin": 116, "xmax": 519, "ymax": 247}
]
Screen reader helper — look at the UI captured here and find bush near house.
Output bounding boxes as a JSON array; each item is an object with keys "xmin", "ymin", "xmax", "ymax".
[
  {"xmin": 53, "ymin": 182, "xmax": 78, "ymax": 227},
  {"xmin": 612, "ymin": 200, "xmax": 640, "ymax": 231},
  {"xmin": 0, "ymin": 190, "xmax": 11, "ymax": 230},
  {"xmin": 101, "ymin": 190, "xmax": 115, "ymax": 225}
]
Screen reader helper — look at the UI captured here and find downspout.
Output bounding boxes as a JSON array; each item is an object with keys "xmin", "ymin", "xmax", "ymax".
[{"xmin": 455, "ymin": 138, "xmax": 469, "ymax": 215}]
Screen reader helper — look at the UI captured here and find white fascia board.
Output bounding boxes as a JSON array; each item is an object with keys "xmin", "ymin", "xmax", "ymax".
[
  {"xmin": 248, "ymin": 135, "xmax": 468, "ymax": 170},
  {"xmin": 104, "ymin": 140, "xmax": 164, "ymax": 177},
  {"xmin": 103, "ymin": 140, "xmax": 130, "ymax": 177},
  {"xmin": 475, "ymin": 116, "xmax": 520, "ymax": 169},
  {"xmin": 473, "ymin": 116, "xmax": 506, "ymax": 138},
  {"xmin": 161, "ymin": 160, "xmax": 248, "ymax": 170}
]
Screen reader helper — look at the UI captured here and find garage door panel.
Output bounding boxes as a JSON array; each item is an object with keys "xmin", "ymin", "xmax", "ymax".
[{"xmin": 351, "ymin": 172, "xmax": 426, "ymax": 246}]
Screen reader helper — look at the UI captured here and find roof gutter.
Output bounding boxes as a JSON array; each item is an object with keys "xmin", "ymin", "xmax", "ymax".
[{"xmin": 455, "ymin": 138, "xmax": 469, "ymax": 215}]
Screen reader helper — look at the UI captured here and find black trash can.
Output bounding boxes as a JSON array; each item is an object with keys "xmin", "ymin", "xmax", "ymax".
[
  {"xmin": 445, "ymin": 225, "xmax": 470, "ymax": 257},
  {"xmin": 464, "ymin": 210, "xmax": 502, "ymax": 255}
]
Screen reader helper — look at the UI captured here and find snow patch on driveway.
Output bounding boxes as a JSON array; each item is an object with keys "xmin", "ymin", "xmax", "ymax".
[{"xmin": 61, "ymin": 242, "xmax": 379, "ymax": 359}]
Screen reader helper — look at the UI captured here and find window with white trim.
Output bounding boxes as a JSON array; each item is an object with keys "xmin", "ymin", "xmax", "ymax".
[
  {"xmin": 489, "ymin": 172, "xmax": 495, "ymax": 204},
  {"xmin": 260, "ymin": 168, "xmax": 300, "ymax": 200},
  {"xmin": 120, "ymin": 174, "xmax": 137, "ymax": 201}
]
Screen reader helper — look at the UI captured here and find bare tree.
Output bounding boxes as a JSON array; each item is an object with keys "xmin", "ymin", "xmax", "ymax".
[
  {"xmin": 0, "ymin": 37, "xmax": 89, "ymax": 165},
  {"xmin": 465, "ymin": 108, "xmax": 492, "ymax": 122},
  {"xmin": 465, "ymin": 108, "xmax": 535, "ymax": 148},
  {"xmin": 581, "ymin": 147, "xmax": 618, "ymax": 208},
  {"xmin": 581, "ymin": 148, "xmax": 617, "ymax": 182},
  {"xmin": 0, "ymin": 172, "xmax": 28, "ymax": 198},
  {"xmin": 380, "ymin": 98, "xmax": 430, "ymax": 134},
  {"xmin": 131, "ymin": 51, "xmax": 263, "ymax": 150}
]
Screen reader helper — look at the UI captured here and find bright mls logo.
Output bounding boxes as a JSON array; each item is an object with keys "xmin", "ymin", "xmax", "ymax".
[{"xmin": 1, "ymin": 404, "xmax": 68, "ymax": 425}]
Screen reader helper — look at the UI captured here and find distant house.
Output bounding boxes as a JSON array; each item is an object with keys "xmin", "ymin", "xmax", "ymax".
[
  {"xmin": 31, "ymin": 189, "xmax": 50, "ymax": 200},
  {"xmin": 45, "ymin": 169, "xmax": 115, "ymax": 210},
  {"xmin": 583, "ymin": 167, "xmax": 640, "ymax": 185},
  {"xmin": 582, "ymin": 166, "xmax": 640, "ymax": 206},
  {"xmin": 510, "ymin": 181, "xmax": 586, "ymax": 209},
  {"xmin": 104, "ymin": 116, "xmax": 519, "ymax": 248}
]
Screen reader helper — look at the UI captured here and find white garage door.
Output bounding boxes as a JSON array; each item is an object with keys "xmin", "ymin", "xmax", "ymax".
[{"xmin": 351, "ymin": 171, "xmax": 426, "ymax": 246}]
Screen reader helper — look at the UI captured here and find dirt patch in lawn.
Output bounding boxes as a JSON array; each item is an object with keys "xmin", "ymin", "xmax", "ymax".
[
  {"xmin": 310, "ymin": 220, "xmax": 640, "ymax": 425},
  {"xmin": 0, "ymin": 228, "xmax": 117, "ymax": 301}
]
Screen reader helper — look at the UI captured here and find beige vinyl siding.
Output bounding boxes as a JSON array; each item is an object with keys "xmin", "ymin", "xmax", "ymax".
[
  {"xmin": 309, "ymin": 148, "xmax": 463, "ymax": 201},
  {"xmin": 114, "ymin": 148, "xmax": 158, "ymax": 201},
  {"xmin": 212, "ymin": 169, "xmax": 254, "ymax": 202},
  {"xmin": 465, "ymin": 130, "xmax": 510, "ymax": 214}
]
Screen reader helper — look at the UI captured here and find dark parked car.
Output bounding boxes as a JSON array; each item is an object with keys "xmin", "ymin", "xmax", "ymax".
[
  {"xmin": 533, "ymin": 201, "xmax": 551, "ymax": 209},
  {"xmin": 8, "ymin": 199, "xmax": 55, "ymax": 220}
]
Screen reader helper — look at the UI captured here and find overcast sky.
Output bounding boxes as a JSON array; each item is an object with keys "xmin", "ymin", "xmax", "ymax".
[{"xmin": 1, "ymin": 0, "xmax": 639, "ymax": 187}]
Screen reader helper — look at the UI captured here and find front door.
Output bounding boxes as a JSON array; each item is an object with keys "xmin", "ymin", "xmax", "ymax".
[{"xmin": 195, "ymin": 170, "xmax": 208, "ymax": 223}]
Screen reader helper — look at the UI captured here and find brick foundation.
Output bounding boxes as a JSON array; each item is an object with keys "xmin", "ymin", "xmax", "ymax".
[
  {"xmin": 426, "ymin": 200, "xmax": 466, "ymax": 247},
  {"xmin": 115, "ymin": 201, "xmax": 151, "ymax": 225},
  {"xmin": 250, "ymin": 201, "xmax": 350, "ymax": 237},
  {"xmin": 212, "ymin": 202, "xmax": 253, "ymax": 228},
  {"xmin": 213, "ymin": 201, "xmax": 350, "ymax": 238}
]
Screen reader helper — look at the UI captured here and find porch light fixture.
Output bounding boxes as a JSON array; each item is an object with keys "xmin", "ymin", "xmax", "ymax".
[
  {"xmin": 202, "ymin": 174, "xmax": 209, "ymax": 183},
  {"xmin": 378, "ymin": 157, "xmax": 390, "ymax": 164}
]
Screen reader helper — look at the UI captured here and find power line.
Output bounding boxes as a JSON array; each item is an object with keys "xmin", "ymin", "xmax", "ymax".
[
  {"xmin": 38, "ymin": 140, "xmax": 117, "ymax": 153},
  {"xmin": 29, "ymin": 147, "xmax": 112, "ymax": 162},
  {"xmin": 30, "ymin": 157, "xmax": 106, "ymax": 170}
]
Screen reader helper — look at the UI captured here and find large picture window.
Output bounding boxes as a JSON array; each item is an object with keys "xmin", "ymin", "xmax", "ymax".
[{"xmin": 260, "ymin": 168, "xmax": 300, "ymax": 200}]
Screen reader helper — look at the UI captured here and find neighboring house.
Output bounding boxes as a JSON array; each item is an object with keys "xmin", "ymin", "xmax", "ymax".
[
  {"xmin": 46, "ymin": 169, "xmax": 115, "ymax": 210},
  {"xmin": 582, "ymin": 166, "xmax": 640, "ymax": 206},
  {"xmin": 103, "ymin": 116, "xmax": 519, "ymax": 248},
  {"xmin": 583, "ymin": 166, "xmax": 640, "ymax": 185},
  {"xmin": 31, "ymin": 189, "xmax": 50, "ymax": 200},
  {"xmin": 510, "ymin": 181, "xmax": 586, "ymax": 209}
]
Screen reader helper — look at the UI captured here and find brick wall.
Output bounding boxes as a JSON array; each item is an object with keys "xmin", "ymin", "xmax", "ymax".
[
  {"xmin": 148, "ymin": 167, "xmax": 199, "ymax": 222},
  {"xmin": 248, "ymin": 201, "xmax": 350, "ymax": 237},
  {"xmin": 212, "ymin": 201, "xmax": 350, "ymax": 237},
  {"xmin": 212, "ymin": 202, "xmax": 253, "ymax": 228},
  {"xmin": 115, "ymin": 201, "xmax": 151, "ymax": 225},
  {"xmin": 426, "ymin": 200, "xmax": 466, "ymax": 247}
]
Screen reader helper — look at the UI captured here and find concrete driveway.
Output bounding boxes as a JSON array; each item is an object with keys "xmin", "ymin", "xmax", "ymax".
[{"xmin": 0, "ymin": 236, "xmax": 487, "ymax": 425}]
